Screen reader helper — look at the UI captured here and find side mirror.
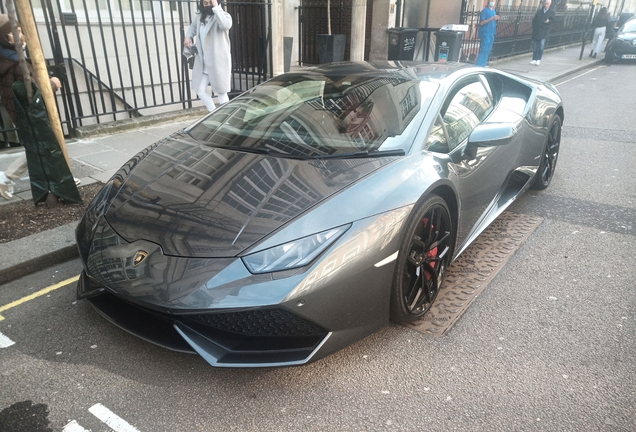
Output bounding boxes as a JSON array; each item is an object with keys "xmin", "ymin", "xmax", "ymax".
[
  {"xmin": 467, "ymin": 122, "xmax": 517, "ymax": 147},
  {"xmin": 463, "ymin": 122, "xmax": 517, "ymax": 160}
]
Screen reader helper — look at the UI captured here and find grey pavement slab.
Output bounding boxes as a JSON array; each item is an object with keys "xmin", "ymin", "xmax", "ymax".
[
  {"xmin": 90, "ymin": 130, "xmax": 167, "ymax": 154},
  {"xmin": 91, "ymin": 169, "xmax": 118, "ymax": 184},
  {"xmin": 66, "ymin": 140, "xmax": 116, "ymax": 158},
  {"xmin": 140, "ymin": 120, "xmax": 192, "ymax": 138},
  {"xmin": 493, "ymin": 43, "xmax": 604, "ymax": 82},
  {"xmin": 75, "ymin": 148, "xmax": 135, "ymax": 172}
]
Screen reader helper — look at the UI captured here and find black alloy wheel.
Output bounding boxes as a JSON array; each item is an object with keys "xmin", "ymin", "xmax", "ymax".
[
  {"xmin": 390, "ymin": 195, "xmax": 453, "ymax": 323},
  {"xmin": 531, "ymin": 114, "xmax": 561, "ymax": 190}
]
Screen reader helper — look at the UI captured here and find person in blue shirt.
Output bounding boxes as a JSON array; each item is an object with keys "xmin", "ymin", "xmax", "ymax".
[{"xmin": 476, "ymin": 1, "xmax": 499, "ymax": 67}]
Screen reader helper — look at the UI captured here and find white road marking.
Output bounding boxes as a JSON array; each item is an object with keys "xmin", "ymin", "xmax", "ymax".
[
  {"xmin": 0, "ymin": 331, "xmax": 15, "ymax": 348},
  {"xmin": 89, "ymin": 403, "xmax": 141, "ymax": 432},
  {"xmin": 63, "ymin": 420, "xmax": 90, "ymax": 432},
  {"xmin": 555, "ymin": 65, "xmax": 604, "ymax": 86}
]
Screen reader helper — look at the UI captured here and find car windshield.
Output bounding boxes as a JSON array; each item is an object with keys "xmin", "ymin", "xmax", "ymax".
[
  {"xmin": 186, "ymin": 71, "xmax": 439, "ymax": 159},
  {"xmin": 621, "ymin": 20, "xmax": 636, "ymax": 33}
]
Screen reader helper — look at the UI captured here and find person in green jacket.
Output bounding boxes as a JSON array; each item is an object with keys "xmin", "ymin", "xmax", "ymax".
[{"xmin": 0, "ymin": 14, "xmax": 79, "ymax": 202}]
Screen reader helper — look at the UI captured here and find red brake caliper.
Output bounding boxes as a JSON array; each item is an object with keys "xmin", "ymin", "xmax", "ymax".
[{"xmin": 422, "ymin": 218, "xmax": 438, "ymax": 280}]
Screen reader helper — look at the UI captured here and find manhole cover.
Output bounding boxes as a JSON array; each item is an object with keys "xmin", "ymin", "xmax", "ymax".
[{"xmin": 405, "ymin": 211, "xmax": 543, "ymax": 336}]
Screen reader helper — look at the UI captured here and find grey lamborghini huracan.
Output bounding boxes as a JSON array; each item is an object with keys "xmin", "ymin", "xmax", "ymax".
[{"xmin": 76, "ymin": 61, "xmax": 563, "ymax": 367}]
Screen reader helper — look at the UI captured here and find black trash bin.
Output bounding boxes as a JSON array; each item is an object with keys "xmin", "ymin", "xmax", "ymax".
[
  {"xmin": 434, "ymin": 30, "xmax": 464, "ymax": 62},
  {"xmin": 387, "ymin": 28, "xmax": 419, "ymax": 61}
]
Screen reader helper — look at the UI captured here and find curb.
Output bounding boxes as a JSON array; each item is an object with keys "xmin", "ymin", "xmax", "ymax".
[
  {"xmin": 0, "ymin": 245, "xmax": 78, "ymax": 285},
  {"xmin": 73, "ymin": 107, "xmax": 209, "ymax": 139},
  {"xmin": 547, "ymin": 59, "xmax": 604, "ymax": 82},
  {"xmin": 0, "ymin": 223, "xmax": 79, "ymax": 285}
]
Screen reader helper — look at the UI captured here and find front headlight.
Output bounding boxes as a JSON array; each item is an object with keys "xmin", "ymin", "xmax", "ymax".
[{"xmin": 242, "ymin": 224, "xmax": 351, "ymax": 274}]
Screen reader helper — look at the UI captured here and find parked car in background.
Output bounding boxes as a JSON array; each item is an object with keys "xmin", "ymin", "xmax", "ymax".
[
  {"xmin": 605, "ymin": 18, "xmax": 636, "ymax": 63},
  {"xmin": 606, "ymin": 12, "xmax": 633, "ymax": 42},
  {"xmin": 615, "ymin": 11, "xmax": 634, "ymax": 29}
]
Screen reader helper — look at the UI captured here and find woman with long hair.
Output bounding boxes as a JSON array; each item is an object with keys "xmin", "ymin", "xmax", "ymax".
[{"xmin": 184, "ymin": 0, "xmax": 232, "ymax": 111}]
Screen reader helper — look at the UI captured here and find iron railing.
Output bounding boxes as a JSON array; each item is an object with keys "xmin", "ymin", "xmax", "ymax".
[
  {"xmin": 297, "ymin": 0, "xmax": 352, "ymax": 65},
  {"xmin": 395, "ymin": 3, "xmax": 593, "ymax": 63},
  {"xmin": 459, "ymin": 3, "xmax": 593, "ymax": 62},
  {"xmin": 0, "ymin": 0, "xmax": 272, "ymax": 146}
]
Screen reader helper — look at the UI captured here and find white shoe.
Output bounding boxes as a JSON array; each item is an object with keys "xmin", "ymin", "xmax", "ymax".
[
  {"xmin": 74, "ymin": 177, "xmax": 81, "ymax": 186},
  {"xmin": 535, "ymin": 60, "xmax": 540, "ymax": 66},
  {"xmin": 530, "ymin": 60, "xmax": 537, "ymax": 65},
  {"xmin": 0, "ymin": 179, "xmax": 15, "ymax": 200}
]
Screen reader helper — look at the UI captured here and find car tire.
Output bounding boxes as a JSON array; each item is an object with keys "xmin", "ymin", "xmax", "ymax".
[
  {"xmin": 531, "ymin": 114, "xmax": 561, "ymax": 190},
  {"xmin": 389, "ymin": 195, "xmax": 453, "ymax": 323}
]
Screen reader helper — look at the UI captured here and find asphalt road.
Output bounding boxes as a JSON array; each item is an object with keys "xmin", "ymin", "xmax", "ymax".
[{"xmin": 1, "ymin": 64, "xmax": 635, "ymax": 432}]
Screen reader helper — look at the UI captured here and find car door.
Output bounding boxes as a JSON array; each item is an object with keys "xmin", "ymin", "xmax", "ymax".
[{"xmin": 425, "ymin": 75, "xmax": 521, "ymax": 248}]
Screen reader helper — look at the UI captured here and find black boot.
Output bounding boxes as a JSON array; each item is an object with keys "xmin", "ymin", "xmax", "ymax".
[
  {"xmin": 592, "ymin": 53, "xmax": 597, "ymax": 59},
  {"xmin": 589, "ymin": 50, "xmax": 594, "ymax": 57}
]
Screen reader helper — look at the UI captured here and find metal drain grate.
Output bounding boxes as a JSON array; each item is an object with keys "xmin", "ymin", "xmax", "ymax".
[{"xmin": 405, "ymin": 211, "xmax": 543, "ymax": 336}]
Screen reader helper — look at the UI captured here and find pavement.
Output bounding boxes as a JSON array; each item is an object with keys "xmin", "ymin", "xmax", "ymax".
[{"xmin": 0, "ymin": 42, "xmax": 605, "ymax": 284}]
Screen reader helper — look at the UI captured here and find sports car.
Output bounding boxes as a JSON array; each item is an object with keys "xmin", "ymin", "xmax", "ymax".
[
  {"xmin": 76, "ymin": 61, "xmax": 563, "ymax": 367},
  {"xmin": 605, "ymin": 18, "xmax": 636, "ymax": 63}
]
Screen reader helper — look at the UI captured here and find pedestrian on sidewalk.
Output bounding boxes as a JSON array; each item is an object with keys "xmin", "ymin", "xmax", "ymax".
[
  {"xmin": 531, "ymin": 0, "xmax": 556, "ymax": 66},
  {"xmin": 183, "ymin": 0, "xmax": 232, "ymax": 112},
  {"xmin": 590, "ymin": 7, "xmax": 609, "ymax": 59},
  {"xmin": 476, "ymin": 1, "xmax": 500, "ymax": 67},
  {"xmin": 0, "ymin": 14, "xmax": 79, "ymax": 202}
]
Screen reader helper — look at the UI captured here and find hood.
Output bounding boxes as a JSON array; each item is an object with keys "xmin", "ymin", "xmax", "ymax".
[{"xmin": 105, "ymin": 132, "xmax": 394, "ymax": 258}]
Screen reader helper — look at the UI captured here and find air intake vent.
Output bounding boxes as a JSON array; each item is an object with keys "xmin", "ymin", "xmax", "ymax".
[{"xmin": 188, "ymin": 308, "xmax": 326, "ymax": 337}]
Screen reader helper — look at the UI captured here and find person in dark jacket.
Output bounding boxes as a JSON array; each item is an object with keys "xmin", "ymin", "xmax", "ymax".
[
  {"xmin": 531, "ymin": 0, "xmax": 556, "ymax": 65},
  {"xmin": 590, "ymin": 7, "xmax": 609, "ymax": 58},
  {"xmin": 0, "ymin": 14, "xmax": 78, "ymax": 201},
  {"xmin": 0, "ymin": 15, "xmax": 60, "ymax": 199}
]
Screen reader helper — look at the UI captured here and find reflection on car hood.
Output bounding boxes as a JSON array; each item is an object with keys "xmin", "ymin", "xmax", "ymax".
[{"xmin": 105, "ymin": 132, "xmax": 394, "ymax": 258}]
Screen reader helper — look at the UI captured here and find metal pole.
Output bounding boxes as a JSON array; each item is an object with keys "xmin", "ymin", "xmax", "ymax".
[
  {"xmin": 579, "ymin": 3, "xmax": 596, "ymax": 60},
  {"xmin": 14, "ymin": 0, "xmax": 70, "ymax": 167}
]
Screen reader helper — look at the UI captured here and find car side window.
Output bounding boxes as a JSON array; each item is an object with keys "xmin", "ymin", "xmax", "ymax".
[
  {"xmin": 442, "ymin": 80, "xmax": 494, "ymax": 151},
  {"xmin": 425, "ymin": 114, "xmax": 450, "ymax": 153}
]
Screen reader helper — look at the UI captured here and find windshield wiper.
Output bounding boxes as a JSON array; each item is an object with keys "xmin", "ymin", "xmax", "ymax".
[
  {"xmin": 222, "ymin": 146, "xmax": 270, "ymax": 155},
  {"xmin": 312, "ymin": 149, "xmax": 406, "ymax": 160},
  {"xmin": 217, "ymin": 145, "xmax": 310, "ymax": 160}
]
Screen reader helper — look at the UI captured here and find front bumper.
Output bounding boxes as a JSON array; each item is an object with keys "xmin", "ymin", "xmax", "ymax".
[
  {"xmin": 606, "ymin": 39, "xmax": 636, "ymax": 60},
  {"xmin": 78, "ymin": 271, "xmax": 331, "ymax": 366},
  {"xmin": 76, "ymin": 208, "xmax": 411, "ymax": 367}
]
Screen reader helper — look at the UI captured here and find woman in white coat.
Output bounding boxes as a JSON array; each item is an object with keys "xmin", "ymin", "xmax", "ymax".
[{"xmin": 184, "ymin": 0, "xmax": 232, "ymax": 111}]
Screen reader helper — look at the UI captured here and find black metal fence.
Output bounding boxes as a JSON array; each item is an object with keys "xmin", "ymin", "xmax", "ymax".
[
  {"xmin": 0, "ymin": 0, "xmax": 272, "ymax": 146},
  {"xmin": 400, "ymin": 3, "xmax": 592, "ymax": 63},
  {"xmin": 297, "ymin": 0, "xmax": 352, "ymax": 65},
  {"xmin": 459, "ymin": 3, "xmax": 592, "ymax": 62}
]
